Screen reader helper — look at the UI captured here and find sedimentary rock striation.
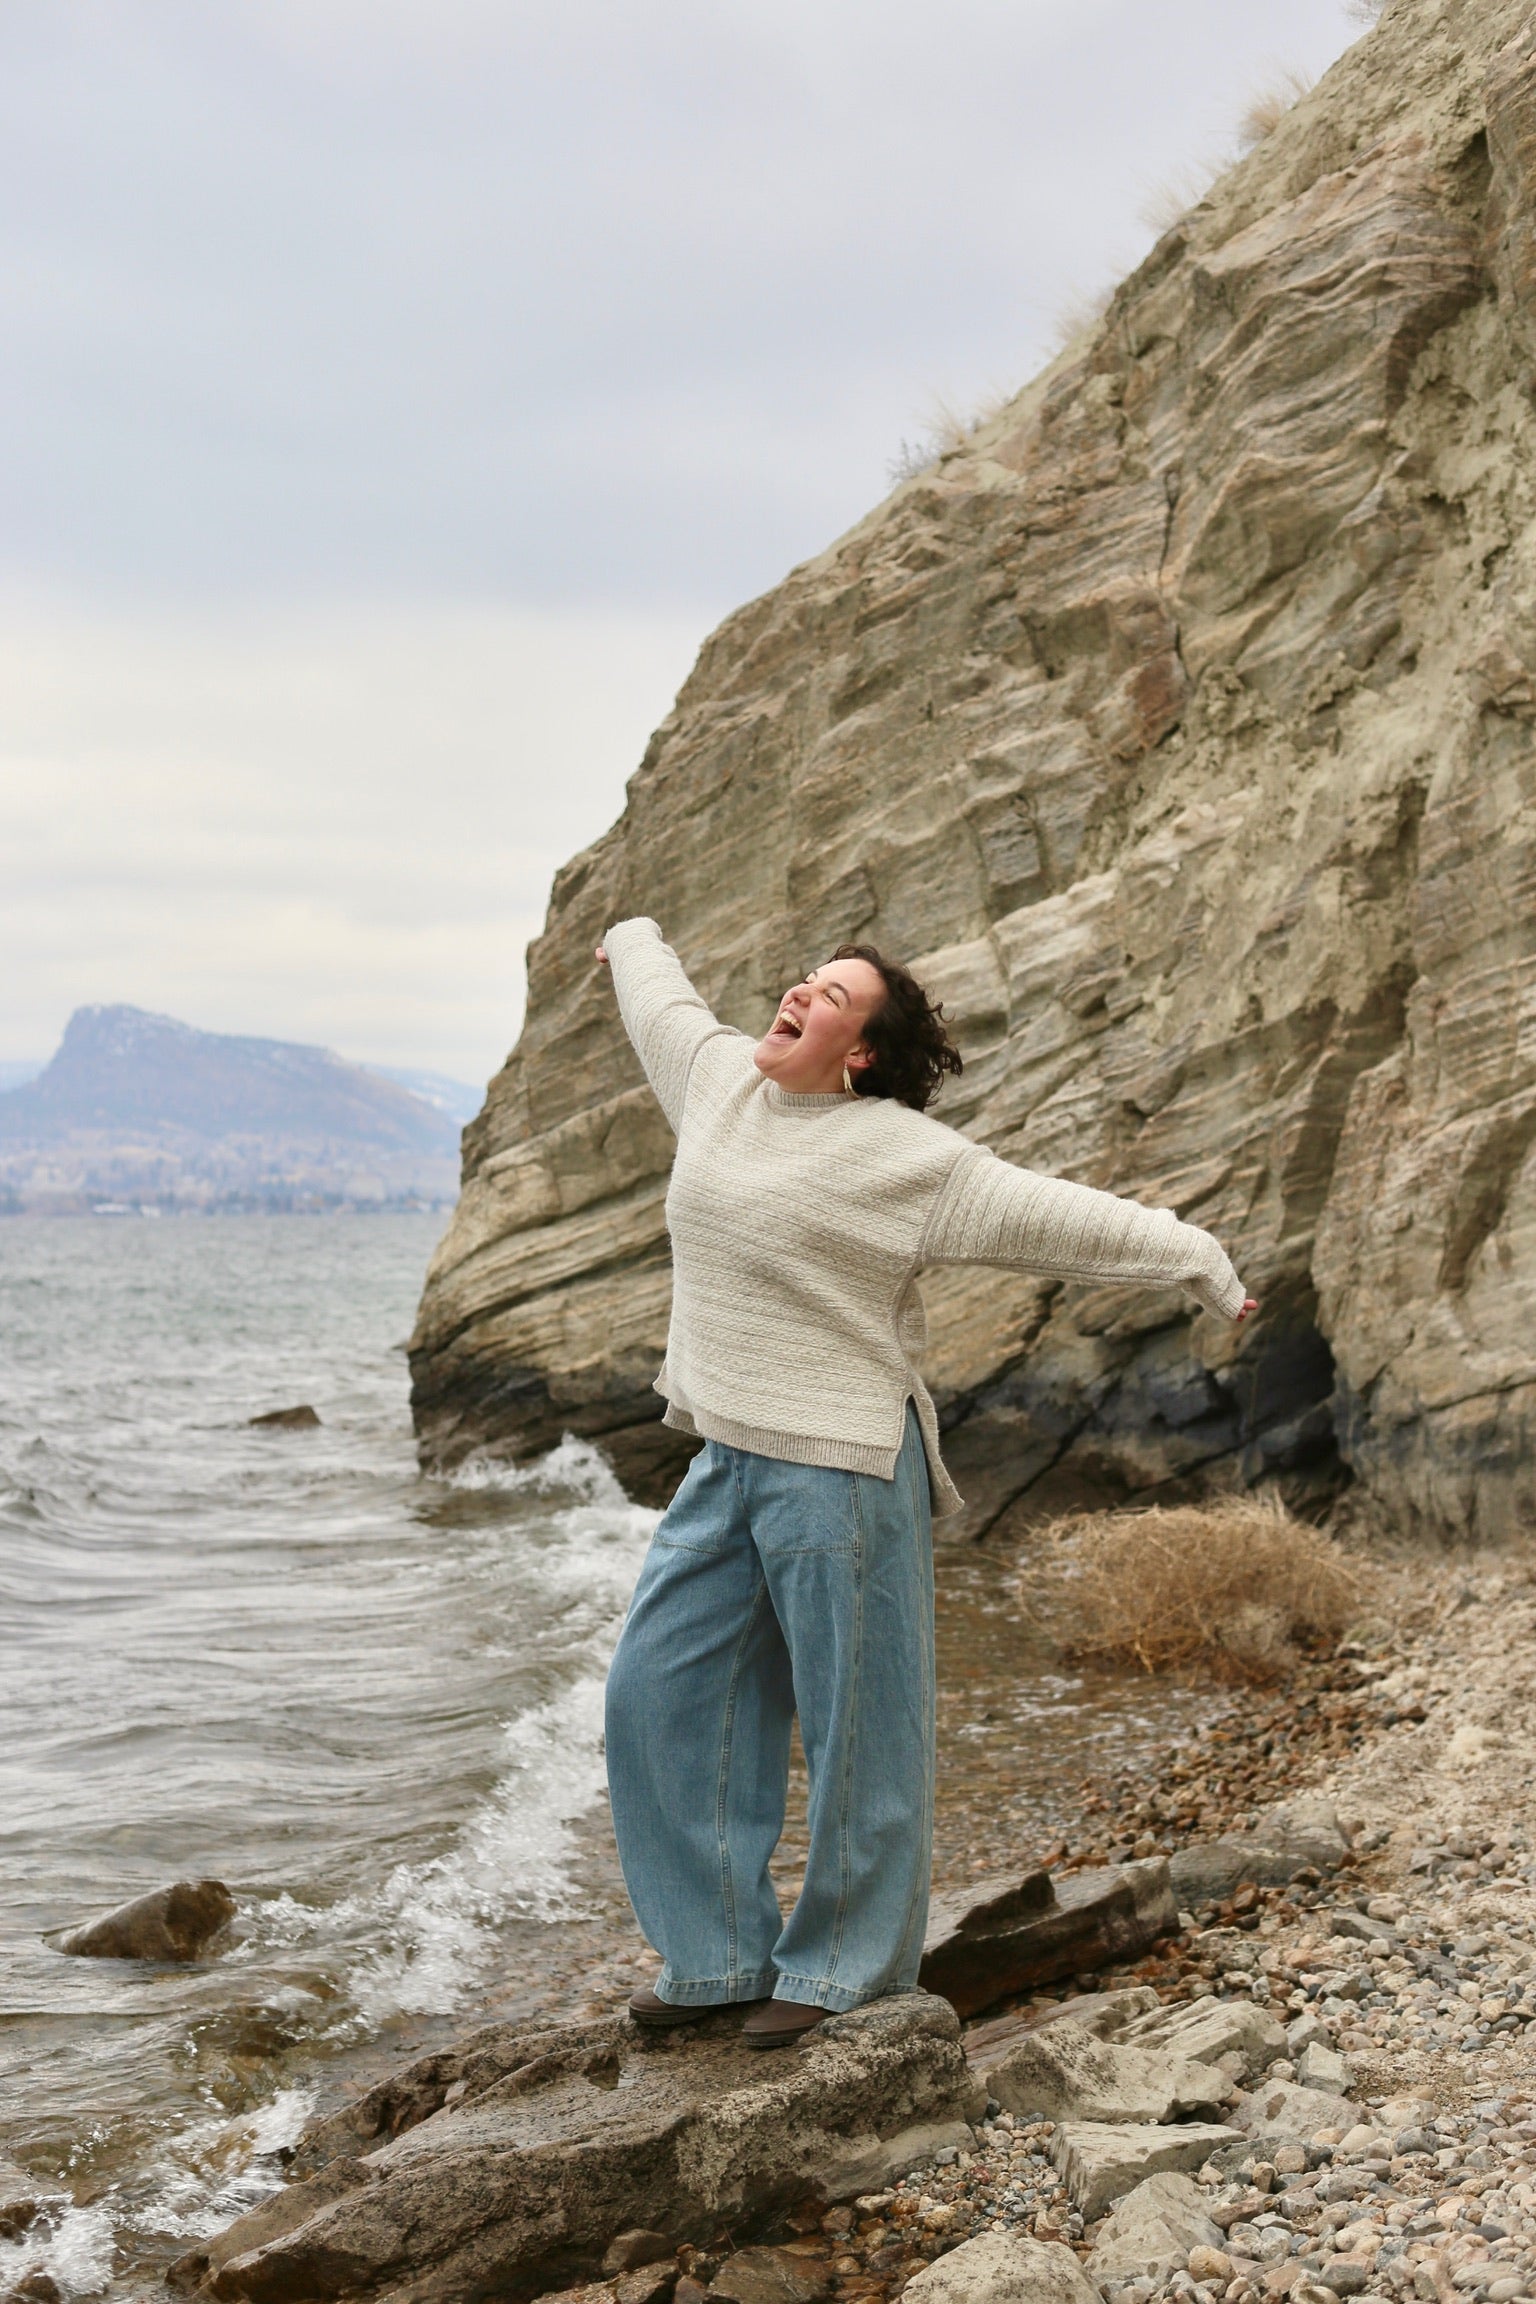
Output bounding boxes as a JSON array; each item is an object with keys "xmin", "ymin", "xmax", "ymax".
[{"xmin": 413, "ymin": 0, "xmax": 1536, "ymax": 1540}]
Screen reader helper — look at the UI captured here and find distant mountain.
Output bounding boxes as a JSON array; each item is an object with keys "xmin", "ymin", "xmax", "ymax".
[
  {"xmin": 0, "ymin": 1006, "xmax": 461, "ymax": 1213},
  {"xmin": 364, "ymin": 1065, "xmax": 483, "ymax": 1127},
  {"xmin": 0, "ymin": 1060, "xmax": 44, "ymax": 1093}
]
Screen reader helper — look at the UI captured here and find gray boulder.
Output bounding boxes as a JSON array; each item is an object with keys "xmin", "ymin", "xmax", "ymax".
[
  {"xmin": 1235, "ymin": 2077, "xmax": 1360, "ymax": 2144},
  {"xmin": 169, "ymin": 1993, "xmax": 982, "ymax": 2303},
  {"xmin": 901, "ymin": 2233, "xmax": 1103, "ymax": 2304},
  {"xmin": 56, "ymin": 1879, "xmax": 235, "ymax": 1962},
  {"xmin": 1250, "ymin": 1800, "xmax": 1352, "ymax": 1873},
  {"xmin": 1168, "ymin": 1802, "xmax": 1353, "ymax": 1909},
  {"xmin": 1086, "ymin": 2172, "xmax": 1224, "ymax": 2288}
]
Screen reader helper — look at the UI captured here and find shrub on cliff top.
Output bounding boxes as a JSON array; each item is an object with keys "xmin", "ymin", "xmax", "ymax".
[{"xmin": 1043, "ymin": 1492, "xmax": 1362, "ymax": 1683}]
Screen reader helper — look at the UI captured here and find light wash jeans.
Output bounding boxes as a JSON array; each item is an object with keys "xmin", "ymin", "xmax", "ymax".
[{"xmin": 604, "ymin": 1402, "xmax": 935, "ymax": 2012}]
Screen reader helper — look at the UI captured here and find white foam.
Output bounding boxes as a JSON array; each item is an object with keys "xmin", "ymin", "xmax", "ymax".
[
  {"xmin": 445, "ymin": 1432, "xmax": 629, "ymax": 1504},
  {"xmin": 0, "ymin": 2201, "xmax": 115, "ymax": 2299},
  {"xmin": 128, "ymin": 2087, "xmax": 320, "ymax": 2243},
  {"xmin": 228, "ymin": 1434, "xmax": 658, "ymax": 2020},
  {"xmin": 348, "ymin": 1670, "xmax": 618, "ymax": 2016}
]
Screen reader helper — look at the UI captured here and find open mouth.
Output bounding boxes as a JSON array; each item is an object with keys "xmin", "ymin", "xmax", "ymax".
[{"xmin": 769, "ymin": 1009, "xmax": 803, "ymax": 1041}]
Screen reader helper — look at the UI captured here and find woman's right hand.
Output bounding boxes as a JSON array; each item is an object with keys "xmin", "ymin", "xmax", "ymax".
[{"xmin": 595, "ymin": 945, "xmax": 608, "ymax": 966}]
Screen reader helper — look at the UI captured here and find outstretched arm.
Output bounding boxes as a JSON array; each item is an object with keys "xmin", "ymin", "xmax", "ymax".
[
  {"xmin": 598, "ymin": 917, "xmax": 737, "ymax": 1132},
  {"xmin": 923, "ymin": 1146, "xmax": 1252, "ymax": 1320}
]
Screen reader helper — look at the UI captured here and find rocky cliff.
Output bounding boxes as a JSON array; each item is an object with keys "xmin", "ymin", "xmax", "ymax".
[{"xmin": 412, "ymin": 0, "xmax": 1536, "ymax": 1543}]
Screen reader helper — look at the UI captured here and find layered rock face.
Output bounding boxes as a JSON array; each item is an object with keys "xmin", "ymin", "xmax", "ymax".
[{"xmin": 414, "ymin": 0, "xmax": 1536, "ymax": 1541}]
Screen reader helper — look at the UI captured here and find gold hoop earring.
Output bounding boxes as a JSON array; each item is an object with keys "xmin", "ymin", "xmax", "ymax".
[{"xmin": 842, "ymin": 1064, "xmax": 855, "ymax": 1096}]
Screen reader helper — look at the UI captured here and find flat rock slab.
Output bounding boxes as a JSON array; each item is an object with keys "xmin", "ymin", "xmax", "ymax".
[
  {"xmin": 175, "ymin": 1993, "xmax": 981, "ymax": 2304},
  {"xmin": 966, "ymin": 2016, "xmax": 1227, "ymax": 2126},
  {"xmin": 1086, "ymin": 2173, "xmax": 1223, "ymax": 2286},
  {"xmin": 1114, "ymin": 1998, "xmax": 1288, "ymax": 2080},
  {"xmin": 56, "ymin": 1878, "xmax": 236, "ymax": 1961},
  {"xmin": 921, "ymin": 1861, "xmax": 1178, "ymax": 2019},
  {"xmin": 901, "ymin": 2233, "xmax": 1102, "ymax": 2304},
  {"xmin": 1050, "ymin": 2122, "xmax": 1243, "ymax": 2219},
  {"xmin": 966, "ymin": 1991, "xmax": 1162, "ymax": 2060}
]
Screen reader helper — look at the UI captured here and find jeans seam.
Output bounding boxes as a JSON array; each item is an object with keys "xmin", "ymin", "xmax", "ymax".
[
  {"xmin": 889, "ymin": 1413, "xmax": 934, "ymax": 1983},
  {"xmin": 819, "ymin": 1468, "xmax": 864, "ymax": 1994},
  {"xmin": 715, "ymin": 1563, "xmax": 769, "ymax": 1992}
]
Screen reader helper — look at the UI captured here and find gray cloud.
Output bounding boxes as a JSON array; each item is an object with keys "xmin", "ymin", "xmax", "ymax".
[
  {"xmin": 1, "ymin": 0, "xmax": 1366, "ymax": 1075},
  {"xmin": 1, "ymin": 0, "xmax": 1363, "ymax": 606}
]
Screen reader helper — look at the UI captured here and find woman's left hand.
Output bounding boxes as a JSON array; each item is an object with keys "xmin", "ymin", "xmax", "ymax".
[{"xmin": 1235, "ymin": 1297, "xmax": 1259, "ymax": 1322}]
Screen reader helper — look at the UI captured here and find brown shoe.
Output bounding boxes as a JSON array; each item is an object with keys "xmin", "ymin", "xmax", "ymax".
[
  {"xmin": 628, "ymin": 1986, "xmax": 705, "ymax": 2028},
  {"xmin": 741, "ymin": 2000, "xmax": 831, "ymax": 2050}
]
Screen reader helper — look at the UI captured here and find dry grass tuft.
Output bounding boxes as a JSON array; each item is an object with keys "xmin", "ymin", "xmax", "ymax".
[
  {"xmin": 1051, "ymin": 285, "xmax": 1115, "ymax": 354},
  {"xmin": 1040, "ymin": 1492, "xmax": 1364, "ymax": 1684},
  {"xmin": 1237, "ymin": 68, "xmax": 1315, "ymax": 153},
  {"xmin": 887, "ymin": 388, "xmax": 1014, "ymax": 485},
  {"xmin": 1139, "ymin": 162, "xmax": 1221, "ymax": 237}
]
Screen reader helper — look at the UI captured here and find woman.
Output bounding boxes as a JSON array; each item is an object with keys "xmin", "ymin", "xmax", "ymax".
[{"xmin": 597, "ymin": 917, "xmax": 1253, "ymax": 2049}]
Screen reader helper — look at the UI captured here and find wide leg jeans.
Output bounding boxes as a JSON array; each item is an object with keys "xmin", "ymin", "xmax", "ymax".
[{"xmin": 604, "ymin": 1402, "xmax": 935, "ymax": 2011}]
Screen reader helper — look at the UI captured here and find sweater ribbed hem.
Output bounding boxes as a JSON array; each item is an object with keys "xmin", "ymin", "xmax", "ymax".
[{"xmin": 662, "ymin": 1399, "xmax": 902, "ymax": 1480}]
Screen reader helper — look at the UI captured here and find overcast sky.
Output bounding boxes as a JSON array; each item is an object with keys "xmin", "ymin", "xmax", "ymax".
[{"xmin": 1, "ymin": 0, "xmax": 1368, "ymax": 1083}]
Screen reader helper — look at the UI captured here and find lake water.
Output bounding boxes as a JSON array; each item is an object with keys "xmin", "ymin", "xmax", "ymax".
[{"xmin": 0, "ymin": 1214, "xmax": 1211, "ymax": 2298}]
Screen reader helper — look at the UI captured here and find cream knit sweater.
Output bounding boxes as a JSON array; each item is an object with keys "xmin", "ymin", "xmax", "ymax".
[{"xmin": 605, "ymin": 917, "xmax": 1246, "ymax": 1516}]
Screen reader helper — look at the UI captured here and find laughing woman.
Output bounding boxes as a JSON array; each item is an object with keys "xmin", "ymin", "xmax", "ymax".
[{"xmin": 598, "ymin": 917, "xmax": 1254, "ymax": 2050}]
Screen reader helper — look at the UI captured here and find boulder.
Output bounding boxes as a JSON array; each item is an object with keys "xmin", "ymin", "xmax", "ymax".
[
  {"xmin": 1251, "ymin": 1801, "xmax": 1351, "ymax": 1872},
  {"xmin": 169, "ymin": 1994, "xmax": 982, "ymax": 2304},
  {"xmin": 603, "ymin": 2234, "xmax": 675, "ymax": 2276},
  {"xmin": 1235, "ymin": 2079, "xmax": 1360, "ymax": 2145},
  {"xmin": 708, "ymin": 2248, "xmax": 831, "ymax": 2303},
  {"xmin": 1169, "ymin": 1845, "xmax": 1268, "ymax": 1907},
  {"xmin": 1169, "ymin": 1812, "xmax": 1351, "ymax": 1908},
  {"xmin": 1050, "ymin": 2123, "xmax": 1243, "ymax": 2219},
  {"xmin": 965, "ymin": 2016, "xmax": 1227, "ymax": 2125},
  {"xmin": 56, "ymin": 1878, "xmax": 235, "ymax": 1962},
  {"xmin": 900, "ymin": 2234, "xmax": 1102, "ymax": 2304},
  {"xmin": 920, "ymin": 1861, "xmax": 1178, "ymax": 2018},
  {"xmin": 1115, "ymin": 1996, "xmax": 1287, "ymax": 2080},
  {"xmin": 249, "ymin": 1405, "xmax": 321, "ymax": 1429},
  {"xmin": 1086, "ymin": 2173, "xmax": 1224, "ymax": 2287}
]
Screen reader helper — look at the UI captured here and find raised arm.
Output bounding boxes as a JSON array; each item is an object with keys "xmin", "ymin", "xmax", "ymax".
[
  {"xmin": 600, "ymin": 917, "xmax": 738, "ymax": 1132},
  {"xmin": 923, "ymin": 1146, "xmax": 1248, "ymax": 1319}
]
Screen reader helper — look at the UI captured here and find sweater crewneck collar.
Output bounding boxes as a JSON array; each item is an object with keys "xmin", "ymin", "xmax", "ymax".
[{"xmin": 762, "ymin": 1082, "xmax": 861, "ymax": 1113}]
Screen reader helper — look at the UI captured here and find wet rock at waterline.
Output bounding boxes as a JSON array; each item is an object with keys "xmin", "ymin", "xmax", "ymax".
[
  {"xmin": 248, "ymin": 1404, "xmax": 321, "ymax": 1429},
  {"xmin": 169, "ymin": 1994, "xmax": 984, "ymax": 2303},
  {"xmin": 920, "ymin": 1859, "xmax": 1178, "ymax": 2019},
  {"xmin": 56, "ymin": 1878, "xmax": 236, "ymax": 1962},
  {"xmin": 411, "ymin": 0, "xmax": 1536, "ymax": 1542},
  {"xmin": 0, "ymin": 2157, "xmax": 45, "ymax": 2239},
  {"xmin": 707, "ymin": 2247, "xmax": 834, "ymax": 2303}
]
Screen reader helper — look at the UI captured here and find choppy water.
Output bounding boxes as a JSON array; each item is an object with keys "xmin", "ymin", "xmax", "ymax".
[{"xmin": 0, "ymin": 1214, "xmax": 1212, "ymax": 2299}]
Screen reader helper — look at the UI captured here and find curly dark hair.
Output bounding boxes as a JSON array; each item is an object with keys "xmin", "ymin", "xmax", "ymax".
[{"xmin": 828, "ymin": 943, "xmax": 963, "ymax": 1113}]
